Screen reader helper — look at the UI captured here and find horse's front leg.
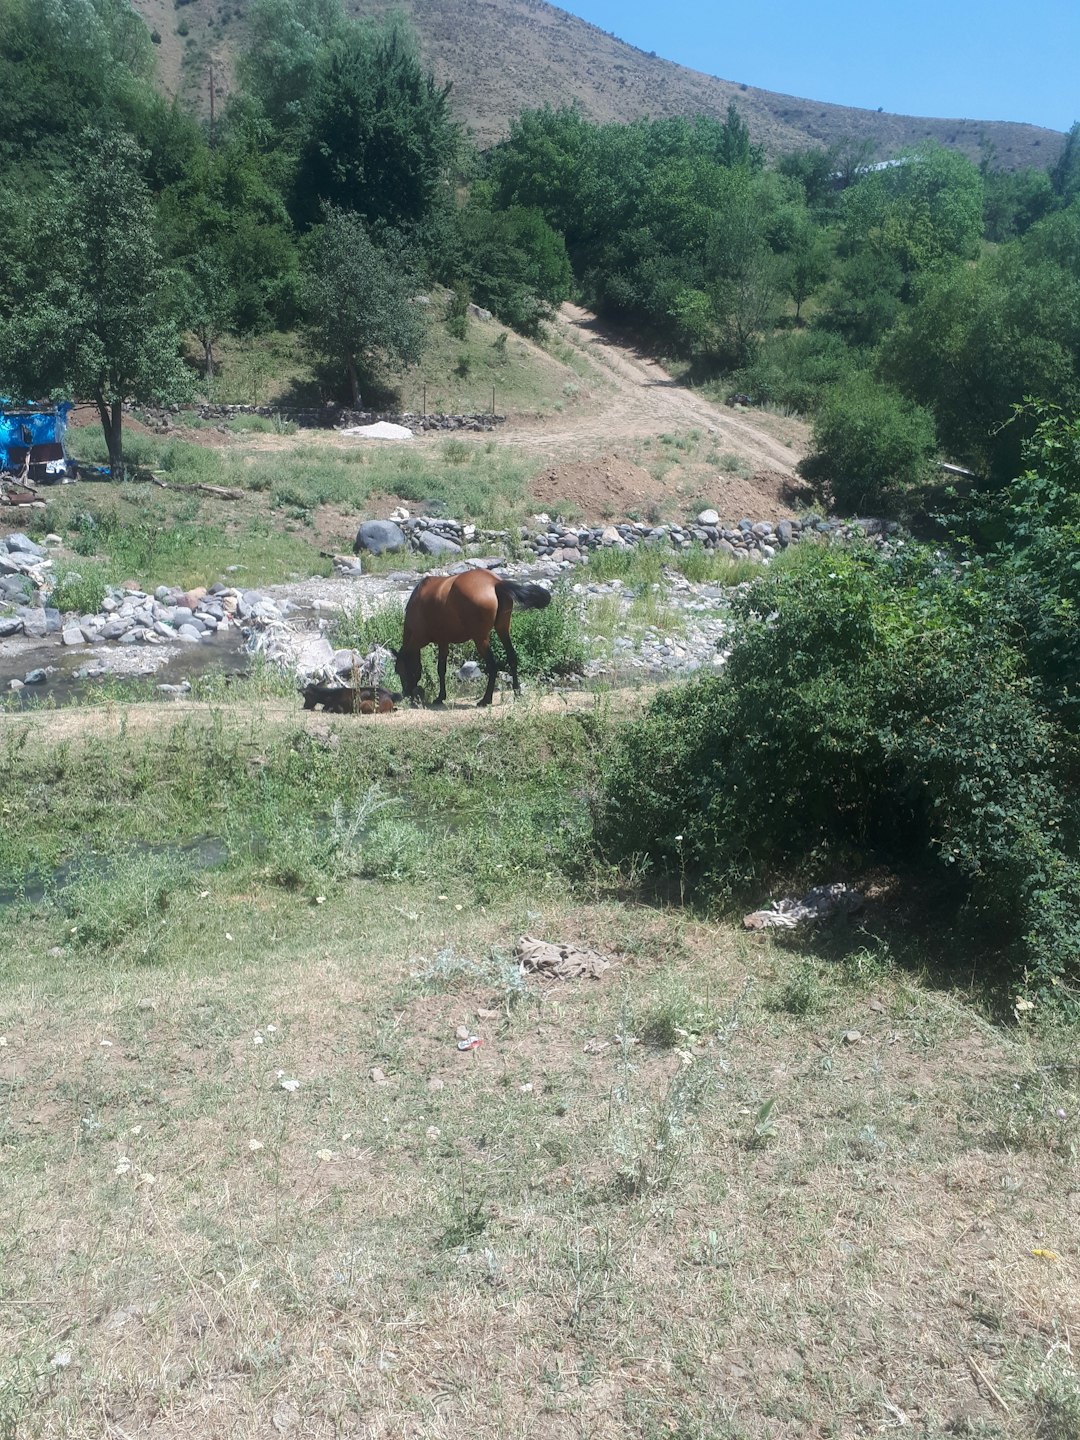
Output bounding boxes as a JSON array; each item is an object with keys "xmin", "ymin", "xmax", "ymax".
[{"xmin": 435, "ymin": 644, "xmax": 449, "ymax": 706}]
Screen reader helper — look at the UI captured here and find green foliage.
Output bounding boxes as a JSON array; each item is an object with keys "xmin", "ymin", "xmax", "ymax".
[
  {"xmin": 599, "ymin": 542, "xmax": 1080, "ymax": 998},
  {"xmin": 982, "ymin": 164, "xmax": 1054, "ymax": 241},
  {"xmin": 63, "ymin": 849, "xmax": 194, "ymax": 963},
  {"xmin": 49, "ymin": 566, "xmax": 108, "ymax": 616},
  {"xmin": 962, "ymin": 404, "xmax": 1080, "ymax": 729},
  {"xmin": 301, "ymin": 206, "xmax": 426, "ymax": 405},
  {"xmin": 455, "ymin": 204, "xmax": 572, "ymax": 336},
  {"xmin": 880, "ymin": 236, "xmax": 1080, "ymax": 480},
  {"xmin": 800, "ymin": 373, "xmax": 937, "ymax": 511},
  {"xmin": 840, "ymin": 143, "xmax": 985, "ymax": 275},
  {"xmin": 0, "ymin": 0, "xmax": 161, "ymax": 177},
  {"xmin": 491, "ymin": 583, "xmax": 586, "ymax": 678},
  {"xmin": 0, "ymin": 128, "xmax": 191, "ymax": 472},
  {"xmin": 816, "ymin": 248, "xmax": 904, "ymax": 348},
  {"xmin": 731, "ymin": 328, "xmax": 856, "ymax": 414},
  {"xmin": 290, "ymin": 14, "xmax": 460, "ymax": 232}
]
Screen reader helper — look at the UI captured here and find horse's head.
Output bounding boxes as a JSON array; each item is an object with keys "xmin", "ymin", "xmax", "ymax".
[{"xmin": 392, "ymin": 646, "xmax": 422, "ymax": 701}]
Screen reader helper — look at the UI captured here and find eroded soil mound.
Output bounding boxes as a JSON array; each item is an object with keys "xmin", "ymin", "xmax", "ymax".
[{"xmin": 528, "ymin": 453, "xmax": 810, "ymax": 524}]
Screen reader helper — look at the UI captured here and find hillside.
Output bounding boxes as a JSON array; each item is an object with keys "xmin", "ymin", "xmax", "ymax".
[{"xmin": 138, "ymin": 0, "xmax": 1065, "ymax": 169}]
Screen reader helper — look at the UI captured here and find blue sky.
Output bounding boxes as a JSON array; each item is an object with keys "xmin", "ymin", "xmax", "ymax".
[{"xmin": 556, "ymin": 0, "xmax": 1078, "ymax": 133}]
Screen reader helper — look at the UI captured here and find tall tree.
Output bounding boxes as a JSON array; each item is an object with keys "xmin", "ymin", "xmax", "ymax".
[
  {"xmin": 302, "ymin": 206, "xmax": 425, "ymax": 406},
  {"xmin": 0, "ymin": 129, "xmax": 190, "ymax": 475},
  {"xmin": 292, "ymin": 17, "xmax": 460, "ymax": 232}
]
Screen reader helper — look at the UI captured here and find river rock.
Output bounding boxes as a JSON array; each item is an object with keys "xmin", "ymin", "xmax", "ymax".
[
  {"xmin": 416, "ymin": 532, "xmax": 462, "ymax": 557},
  {"xmin": 61, "ymin": 626, "xmax": 85, "ymax": 646},
  {"xmin": 353, "ymin": 520, "xmax": 406, "ymax": 556},
  {"xmin": 0, "ymin": 616, "xmax": 23, "ymax": 637},
  {"xmin": 697, "ymin": 508, "xmax": 720, "ymax": 526},
  {"xmin": 4, "ymin": 533, "xmax": 44, "ymax": 558}
]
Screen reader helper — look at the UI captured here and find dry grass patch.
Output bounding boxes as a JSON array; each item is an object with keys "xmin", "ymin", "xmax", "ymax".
[{"xmin": 1, "ymin": 892, "xmax": 1078, "ymax": 1438}]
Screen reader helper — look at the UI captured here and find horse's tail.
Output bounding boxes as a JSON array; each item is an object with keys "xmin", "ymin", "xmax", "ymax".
[{"xmin": 495, "ymin": 579, "xmax": 552, "ymax": 611}]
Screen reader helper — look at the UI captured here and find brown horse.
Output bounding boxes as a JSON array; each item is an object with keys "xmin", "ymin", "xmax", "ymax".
[{"xmin": 393, "ymin": 569, "xmax": 551, "ymax": 707}]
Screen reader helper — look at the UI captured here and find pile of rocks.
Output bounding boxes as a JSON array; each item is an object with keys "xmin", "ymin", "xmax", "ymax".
[
  {"xmin": 354, "ymin": 509, "xmax": 901, "ymax": 566},
  {"xmin": 522, "ymin": 510, "xmax": 899, "ymax": 564},
  {"xmin": 354, "ymin": 515, "xmax": 484, "ymax": 560},
  {"xmin": 45, "ymin": 582, "xmax": 286, "ymax": 650},
  {"xmin": 0, "ymin": 532, "xmax": 59, "ymax": 638}
]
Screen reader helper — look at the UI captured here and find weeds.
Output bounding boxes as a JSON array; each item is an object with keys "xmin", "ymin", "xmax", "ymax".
[
  {"xmin": 635, "ymin": 972, "xmax": 718, "ymax": 1048},
  {"xmin": 411, "ymin": 944, "xmax": 528, "ymax": 1005},
  {"xmin": 611, "ymin": 1058, "xmax": 713, "ymax": 1197}
]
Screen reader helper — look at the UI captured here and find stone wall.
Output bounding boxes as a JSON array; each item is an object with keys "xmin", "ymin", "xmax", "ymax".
[{"xmin": 132, "ymin": 403, "xmax": 506, "ymax": 434}]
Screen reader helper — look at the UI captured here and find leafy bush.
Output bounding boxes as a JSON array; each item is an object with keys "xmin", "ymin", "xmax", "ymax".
[
  {"xmin": 598, "ymin": 541, "xmax": 1080, "ymax": 998},
  {"xmin": 799, "ymin": 374, "xmax": 937, "ymax": 512},
  {"xmin": 730, "ymin": 328, "xmax": 857, "ymax": 415},
  {"xmin": 49, "ymin": 565, "xmax": 107, "ymax": 616},
  {"xmin": 962, "ymin": 403, "xmax": 1080, "ymax": 729},
  {"xmin": 494, "ymin": 582, "xmax": 585, "ymax": 678},
  {"xmin": 63, "ymin": 850, "xmax": 193, "ymax": 962}
]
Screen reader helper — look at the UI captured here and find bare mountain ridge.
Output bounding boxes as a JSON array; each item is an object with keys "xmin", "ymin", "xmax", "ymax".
[{"xmin": 141, "ymin": 0, "xmax": 1064, "ymax": 170}]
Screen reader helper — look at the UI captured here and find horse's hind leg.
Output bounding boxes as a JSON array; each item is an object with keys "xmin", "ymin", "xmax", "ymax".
[
  {"xmin": 477, "ymin": 638, "xmax": 498, "ymax": 707},
  {"xmin": 495, "ymin": 611, "xmax": 521, "ymax": 694},
  {"xmin": 435, "ymin": 644, "xmax": 449, "ymax": 706}
]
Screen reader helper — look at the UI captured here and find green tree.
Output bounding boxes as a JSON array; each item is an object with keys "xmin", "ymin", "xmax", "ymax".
[
  {"xmin": 799, "ymin": 372, "xmax": 937, "ymax": 511},
  {"xmin": 302, "ymin": 206, "xmax": 425, "ymax": 406},
  {"xmin": 714, "ymin": 101, "xmax": 765, "ymax": 171},
  {"xmin": 841, "ymin": 143, "xmax": 984, "ymax": 277},
  {"xmin": 1049, "ymin": 121, "xmax": 1080, "ymax": 205},
  {"xmin": 292, "ymin": 17, "xmax": 460, "ymax": 232},
  {"xmin": 702, "ymin": 169, "xmax": 783, "ymax": 361},
  {"xmin": 0, "ymin": 129, "xmax": 189, "ymax": 475},
  {"xmin": 982, "ymin": 165, "xmax": 1054, "ymax": 241},
  {"xmin": 0, "ymin": 0, "xmax": 187, "ymax": 184},
  {"xmin": 880, "ymin": 242, "xmax": 1080, "ymax": 478},
  {"xmin": 456, "ymin": 204, "xmax": 571, "ymax": 336},
  {"xmin": 783, "ymin": 216, "xmax": 833, "ymax": 321},
  {"xmin": 817, "ymin": 247, "xmax": 904, "ymax": 348},
  {"xmin": 237, "ymin": 0, "xmax": 344, "ymax": 133}
]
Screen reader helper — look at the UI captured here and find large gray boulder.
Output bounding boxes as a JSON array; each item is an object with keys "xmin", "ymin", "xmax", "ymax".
[
  {"xmin": 4, "ymin": 533, "xmax": 45, "ymax": 559},
  {"xmin": 416, "ymin": 532, "xmax": 463, "ymax": 558},
  {"xmin": 354, "ymin": 520, "xmax": 406, "ymax": 556}
]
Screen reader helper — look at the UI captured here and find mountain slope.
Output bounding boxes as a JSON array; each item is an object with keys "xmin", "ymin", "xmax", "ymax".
[{"xmin": 139, "ymin": 0, "xmax": 1064, "ymax": 170}]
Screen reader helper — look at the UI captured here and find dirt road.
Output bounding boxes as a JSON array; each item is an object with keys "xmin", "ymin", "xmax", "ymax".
[{"xmin": 501, "ymin": 303, "xmax": 807, "ymax": 475}]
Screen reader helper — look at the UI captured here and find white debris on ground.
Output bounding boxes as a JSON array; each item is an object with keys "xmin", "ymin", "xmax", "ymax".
[
  {"xmin": 742, "ymin": 883, "xmax": 864, "ymax": 930},
  {"xmin": 338, "ymin": 422, "xmax": 414, "ymax": 440}
]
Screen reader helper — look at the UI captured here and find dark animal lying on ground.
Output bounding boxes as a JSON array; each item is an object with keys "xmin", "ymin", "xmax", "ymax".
[
  {"xmin": 393, "ymin": 569, "xmax": 552, "ymax": 707},
  {"xmin": 302, "ymin": 684, "xmax": 400, "ymax": 714}
]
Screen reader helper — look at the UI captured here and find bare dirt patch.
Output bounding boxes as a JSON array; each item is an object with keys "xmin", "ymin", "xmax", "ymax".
[{"xmin": 528, "ymin": 452, "xmax": 811, "ymax": 523}]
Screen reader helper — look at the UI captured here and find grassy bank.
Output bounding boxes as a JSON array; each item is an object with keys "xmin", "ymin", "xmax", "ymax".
[{"xmin": 0, "ymin": 700, "xmax": 1078, "ymax": 1437}]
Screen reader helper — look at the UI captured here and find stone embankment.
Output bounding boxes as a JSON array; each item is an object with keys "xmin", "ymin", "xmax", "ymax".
[
  {"xmin": 134, "ymin": 403, "xmax": 505, "ymax": 435},
  {"xmin": 354, "ymin": 508, "xmax": 900, "ymax": 564}
]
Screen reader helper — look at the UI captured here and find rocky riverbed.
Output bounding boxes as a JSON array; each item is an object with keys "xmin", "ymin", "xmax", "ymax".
[{"xmin": 1, "ymin": 511, "xmax": 901, "ymax": 703}]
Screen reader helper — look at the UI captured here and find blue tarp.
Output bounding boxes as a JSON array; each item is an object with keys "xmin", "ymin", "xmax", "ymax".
[{"xmin": 0, "ymin": 401, "xmax": 74, "ymax": 477}]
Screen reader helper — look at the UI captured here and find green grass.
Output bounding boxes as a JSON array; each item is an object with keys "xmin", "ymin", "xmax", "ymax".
[
  {"xmin": 0, "ymin": 707, "xmax": 603, "ymax": 921},
  {"xmin": 1, "ymin": 699, "xmax": 1078, "ymax": 1439},
  {"xmin": 185, "ymin": 295, "xmax": 599, "ymax": 417}
]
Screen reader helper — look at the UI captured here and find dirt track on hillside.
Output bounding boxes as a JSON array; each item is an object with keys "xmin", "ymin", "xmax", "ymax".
[{"xmin": 505, "ymin": 303, "xmax": 807, "ymax": 473}]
